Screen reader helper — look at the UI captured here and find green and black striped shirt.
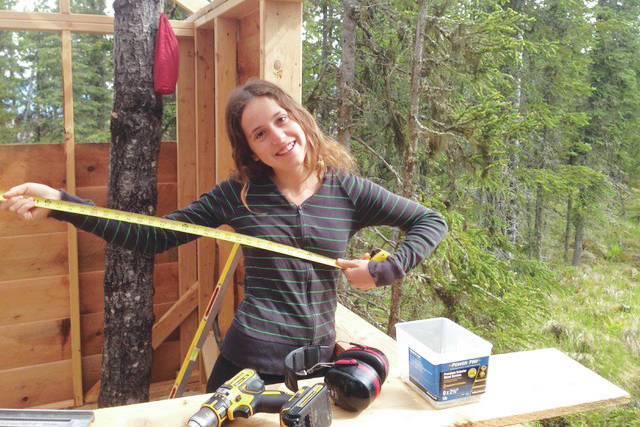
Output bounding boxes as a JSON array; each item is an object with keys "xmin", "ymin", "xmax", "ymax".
[{"xmin": 52, "ymin": 169, "xmax": 447, "ymax": 374}]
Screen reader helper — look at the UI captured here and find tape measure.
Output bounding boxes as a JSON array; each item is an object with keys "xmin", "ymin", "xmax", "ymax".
[{"xmin": 0, "ymin": 193, "xmax": 339, "ymax": 268}]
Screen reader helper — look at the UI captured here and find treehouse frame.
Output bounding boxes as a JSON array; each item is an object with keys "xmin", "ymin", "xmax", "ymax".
[
  {"xmin": 0, "ymin": 2, "xmax": 632, "ymax": 424},
  {"xmin": 0, "ymin": 0, "xmax": 303, "ymax": 408}
]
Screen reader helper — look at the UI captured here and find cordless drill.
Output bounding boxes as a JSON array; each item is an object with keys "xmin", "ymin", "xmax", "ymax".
[{"xmin": 187, "ymin": 369, "xmax": 331, "ymax": 427}]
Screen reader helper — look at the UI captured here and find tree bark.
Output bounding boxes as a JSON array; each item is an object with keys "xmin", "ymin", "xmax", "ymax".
[
  {"xmin": 99, "ymin": 0, "xmax": 163, "ymax": 407},
  {"xmin": 388, "ymin": 0, "xmax": 427, "ymax": 338},
  {"xmin": 337, "ymin": 0, "xmax": 358, "ymax": 147},
  {"xmin": 563, "ymin": 195, "xmax": 572, "ymax": 263},
  {"xmin": 572, "ymin": 194, "xmax": 584, "ymax": 266}
]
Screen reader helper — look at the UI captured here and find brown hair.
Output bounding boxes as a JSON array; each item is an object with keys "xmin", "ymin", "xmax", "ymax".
[{"xmin": 225, "ymin": 79, "xmax": 355, "ymax": 209}]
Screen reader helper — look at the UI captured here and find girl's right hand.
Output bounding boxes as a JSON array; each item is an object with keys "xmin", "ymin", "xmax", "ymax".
[{"xmin": 0, "ymin": 183, "xmax": 61, "ymax": 221}]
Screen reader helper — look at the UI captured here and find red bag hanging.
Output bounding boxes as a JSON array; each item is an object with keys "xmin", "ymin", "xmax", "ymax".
[{"xmin": 154, "ymin": 12, "xmax": 179, "ymax": 94}]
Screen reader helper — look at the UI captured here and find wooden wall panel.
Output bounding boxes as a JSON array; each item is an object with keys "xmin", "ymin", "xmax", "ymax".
[
  {"xmin": 0, "ymin": 318, "xmax": 72, "ymax": 370},
  {"xmin": 0, "ymin": 275, "xmax": 69, "ymax": 326},
  {"xmin": 0, "ymin": 144, "xmax": 66, "ymax": 189},
  {"xmin": 0, "ymin": 213, "xmax": 66, "ymax": 238},
  {"xmin": 0, "ymin": 360, "xmax": 73, "ymax": 409},
  {"xmin": 74, "ymin": 142, "xmax": 177, "ymax": 187},
  {"xmin": 0, "ymin": 233, "xmax": 68, "ymax": 281}
]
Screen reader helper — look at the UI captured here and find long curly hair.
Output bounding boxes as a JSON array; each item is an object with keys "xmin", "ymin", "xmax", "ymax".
[{"xmin": 226, "ymin": 79, "xmax": 355, "ymax": 209}]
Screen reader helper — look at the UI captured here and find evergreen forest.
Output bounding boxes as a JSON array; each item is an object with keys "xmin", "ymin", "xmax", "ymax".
[{"xmin": 1, "ymin": 0, "xmax": 639, "ymax": 424}]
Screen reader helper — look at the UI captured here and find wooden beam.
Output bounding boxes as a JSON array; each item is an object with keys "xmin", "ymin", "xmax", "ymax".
[
  {"xmin": 213, "ymin": 18, "xmax": 239, "ymax": 352},
  {"xmin": 260, "ymin": 0, "xmax": 302, "ymax": 100},
  {"xmin": 176, "ymin": 35, "xmax": 199, "ymax": 372},
  {"xmin": 192, "ymin": 0, "xmax": 259, "ymax": 28},
  {"xmin": 0, "ymin": 11, "xmax": 194, "ymax": 37},
  {"xmin": 195, "ymin": 27, "xmax": 216, "ymax": 387},
  {"xmin": 151, "ymin": 282, "xmax": 199, "ymax": 349},
  {"xmin": 170, "ymin": 0, "xmax": 209, "ymax": 15},
  {"xmin": 61, "ymin": 28, "xmax": 83, "ymax": 408}
]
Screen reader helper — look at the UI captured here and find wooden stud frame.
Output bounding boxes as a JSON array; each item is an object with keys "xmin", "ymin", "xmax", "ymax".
[{"xmin": 0, "ymin": 0, "xmax": 302, "ymax": 407}]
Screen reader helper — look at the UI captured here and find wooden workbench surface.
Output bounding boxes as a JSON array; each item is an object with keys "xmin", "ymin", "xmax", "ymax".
[{"xmin": 90, "ymin": 307, "xmax": 630, "ymax": 426}]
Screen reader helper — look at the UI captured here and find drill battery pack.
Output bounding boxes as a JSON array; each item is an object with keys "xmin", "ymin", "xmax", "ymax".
[{"xmin": 280, "ymin": 383, "xmax": 331, "ymax": 427}]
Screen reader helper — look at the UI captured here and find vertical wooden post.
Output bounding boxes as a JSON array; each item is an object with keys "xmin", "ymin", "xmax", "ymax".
[
  {"xmin": 60, "ymin": 0, "xmax": 84, "ymax": 408},
  {"xmin": 194, "ymin": 27, "xmax": 216, "ymax": 388},
  {"xmin": 213, "ymin": 16, "xmax": 238, "ymax": 350},
  {"xmin": 176, "ymin": 36, "xmax": 199, "ymax": 377},
  {"xmin": 260, "ymin": 0, "xmax": 302, "ymax": 100}
]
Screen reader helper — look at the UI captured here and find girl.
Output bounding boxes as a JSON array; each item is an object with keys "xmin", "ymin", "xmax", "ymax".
[{"xmin": 0, "ymin": 79, "xmax": 447, "ymax": 392}]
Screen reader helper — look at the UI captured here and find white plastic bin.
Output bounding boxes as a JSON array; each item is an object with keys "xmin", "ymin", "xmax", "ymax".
[{"xmin": 395, "ymin": 318, "xmax": 492, "ymax": 408}]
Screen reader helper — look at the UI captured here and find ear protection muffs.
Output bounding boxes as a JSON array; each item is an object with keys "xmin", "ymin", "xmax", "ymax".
[{"xmin": 283, "ymin": 343, "xmax": 389, "ymax": 412}]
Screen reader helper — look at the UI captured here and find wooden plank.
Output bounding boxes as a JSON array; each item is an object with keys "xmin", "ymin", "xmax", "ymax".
[
  {"xmin": 213, "ymin": 17, "xmax": 239, "ymax": 344},
  {"xmin": 170, "ymin": 0, "xmax": 209, "ymax": 14},
  {"xmin": 176, "ymin": 36, "xmax": 199, "ymax": 366},
  {"xmin": 0, "ymin": 275, "xmax": 70, "ymax": 326},
  {"xmin": 0, "ymin": 318, "xmax": 72, "ymax": 370},
  {"xmin": 88, "ymin": 345, "xmax": 631, "ymax": 427},
  {"xmin": 260, "ymin": 0, "xmax": 302, "ymax": 100},
  {"xmin": 238, "ymin": 10, "xmax": 260, "ymax": 83},
  {"xmin": 75, "ymin": 183, "xmax": 177, "ymax": 216},
  {"xmin": 76, "ymin": 230, "xmax": 178, "ymax": 273},
  {"xmin": 195, "ymin": 27, "xmax": 217, "ymax": 385},
  {"xmin": 75, "ymin": 141, "xmax": 176, "ymax": 188},
  {"xmin": 0, "ymin": 233, "xmax": 68, "ymax": 281},
  {"xmin": 0, "ymin": 144, "xmax": 66, "ymax": 199},
  {"xmin": 59, "ymin": 0, "xmax": 70, "ymax": 14},
  {"xmin": 0, "ymin": 11, "xmax": 194, "ymax": 37},
  {"xmin": 152, "ymin": 282, "xmax": 198, "ymax": 349},
  {"xmin": 61, "ymin": 26, "xmax": 83, "ymax": 407},
  {"xmin": 0, "ymin": 359, "xmax": 73, "ymax": 409},
  {"xmin": 192, "ymin": 0, "xmax": 262, "ymax": 28}
]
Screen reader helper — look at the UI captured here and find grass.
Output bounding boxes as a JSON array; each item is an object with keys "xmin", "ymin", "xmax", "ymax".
[{"xmin": 523, "ymin": 192, "xmax": 640, "ymax": 425}]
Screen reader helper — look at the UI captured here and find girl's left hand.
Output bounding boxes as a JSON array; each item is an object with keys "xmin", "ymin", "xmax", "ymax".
[{"xmin": 337, "ymin": 254, "xmax": 376, "ymax": 290}]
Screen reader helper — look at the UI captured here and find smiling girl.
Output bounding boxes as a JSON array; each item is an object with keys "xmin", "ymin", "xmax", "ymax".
[{"xmin": 1, "ymin": 79, "xmax": 448, "ymax": 391}]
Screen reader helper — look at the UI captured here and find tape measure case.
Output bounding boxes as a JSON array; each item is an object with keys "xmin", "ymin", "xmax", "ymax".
[{"xmin": 395, "ymin": 318, "xmax": 492, "ymax": 408}]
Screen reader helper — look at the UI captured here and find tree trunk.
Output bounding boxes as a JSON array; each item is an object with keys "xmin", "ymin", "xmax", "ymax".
[
  {"xmin": 572, "ymin": 203, "xmax": 584, "ymax": 266},
  {"xmin": 532, "ymin": 182, "xmax": 544, "ymax": 260},
  {"xmin": 388, "ymin": 0, "xmax": 427, "ymax": 338},
  {"xmin": 563, "ymin": 195, "xmax": 572, "ymax": 263},
  {"xmin": 99, "ymin": 0, "xmax": 163, "ymax": 407},
  {"xmin": 337, "ymin": 0, "xmax": 358, "ymax": 147}
]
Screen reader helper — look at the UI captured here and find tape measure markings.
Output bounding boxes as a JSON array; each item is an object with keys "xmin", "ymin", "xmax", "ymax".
[{"xmin": 0, "ymin": 193, "xmax": 339, "ymax": 268}]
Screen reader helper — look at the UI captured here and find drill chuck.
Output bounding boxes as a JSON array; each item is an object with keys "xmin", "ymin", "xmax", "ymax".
[{"xmin": 186, "ymin": 406, "xmax": 218, "ymax": 427}]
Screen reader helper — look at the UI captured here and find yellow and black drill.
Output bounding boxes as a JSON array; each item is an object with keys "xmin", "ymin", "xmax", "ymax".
[{"xmin": 187, "ymin": 369, "xmax": 331, "ymax": 427}]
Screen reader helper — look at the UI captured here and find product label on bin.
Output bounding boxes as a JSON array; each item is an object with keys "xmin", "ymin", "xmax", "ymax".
[{"xmin": 408, "ymin": 348, "xmax": 489, "ymax": 401}]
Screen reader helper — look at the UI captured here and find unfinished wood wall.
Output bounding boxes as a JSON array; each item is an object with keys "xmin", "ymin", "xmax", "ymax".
[
  {"xmin": 0, "ymin": 142, "xmax": 180, "ymax": 408},
  {"xmin": 0, "ymin": 0, "xmax": 302, "ymax": 409}
]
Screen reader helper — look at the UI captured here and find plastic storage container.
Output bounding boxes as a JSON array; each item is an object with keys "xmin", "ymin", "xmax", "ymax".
[{"xmin": 395, "ymin": 318, "xmax": 492, "ymax": 408}]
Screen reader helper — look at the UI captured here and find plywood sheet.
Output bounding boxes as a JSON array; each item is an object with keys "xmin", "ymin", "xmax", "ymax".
[{"xmin": 89, "ymin": 346, "xmax": 630, "ymax": 427}]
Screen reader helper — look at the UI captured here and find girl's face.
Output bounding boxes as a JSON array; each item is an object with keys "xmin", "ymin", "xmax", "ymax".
[{"xmin": 241, "ymin": 96, "xmax": 308, "ymax": 178}]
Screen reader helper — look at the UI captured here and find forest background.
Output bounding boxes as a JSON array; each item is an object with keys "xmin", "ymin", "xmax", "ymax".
[{"xmin": 1, "ymin": 0, "xmax": 639, "ymax": 424}]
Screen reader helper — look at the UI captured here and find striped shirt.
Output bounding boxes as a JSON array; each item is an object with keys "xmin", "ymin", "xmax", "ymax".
[{"xmin": 52, "ymin": 169, "xmax": 447, "ymax": 374}]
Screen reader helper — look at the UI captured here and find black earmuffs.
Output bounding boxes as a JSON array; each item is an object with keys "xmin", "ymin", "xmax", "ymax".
[{"xmin": 283, "ymin": 343, "xmax": 389, "ymax": 412}]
